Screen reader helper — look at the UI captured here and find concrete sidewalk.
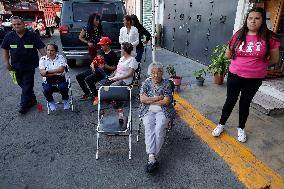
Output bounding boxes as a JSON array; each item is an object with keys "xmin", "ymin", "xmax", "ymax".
[{"xmin": 141, "ymin": 47, "xmax": 284, "ymax": 180}]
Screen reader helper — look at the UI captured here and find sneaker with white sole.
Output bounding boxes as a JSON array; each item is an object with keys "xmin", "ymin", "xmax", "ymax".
[
  {"xmin": 237, "ymin": 128, "xmax": 246, "ymax": 143},
  {"xmin": 48, "ymin": 101, "xmax": 56, "ymax": 111},
  {"xmin": 63, "ymin": 100, "xmax": 70, "ymax": 110},
  {"xmin": 212, "ymin": 124, "xmax": 224, "ymax": 137}
]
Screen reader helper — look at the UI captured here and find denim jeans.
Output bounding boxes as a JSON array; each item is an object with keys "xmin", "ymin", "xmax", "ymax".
[{"xmin": 42, "ymin": 81, "xmax": 69, "ymax": 102}]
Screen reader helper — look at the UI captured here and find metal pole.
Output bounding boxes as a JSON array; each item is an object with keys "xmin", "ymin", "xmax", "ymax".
[{"xmin": 151, "ymin": 0, "xmax": 156, "ymax": 63}]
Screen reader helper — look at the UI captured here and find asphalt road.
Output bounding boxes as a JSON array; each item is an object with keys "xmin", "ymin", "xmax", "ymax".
[{"xmin": 0, "ymin": 31, "xmax": 245, "ymax": 189}]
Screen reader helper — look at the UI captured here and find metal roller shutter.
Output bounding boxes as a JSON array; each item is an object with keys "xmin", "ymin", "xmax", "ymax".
[{"xmin": 142, "ymin": 0, "xmax": 152, "ymax": 33}]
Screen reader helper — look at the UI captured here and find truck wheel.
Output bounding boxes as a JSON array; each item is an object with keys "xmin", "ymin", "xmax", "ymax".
[
  {"xmin": 67, "ymin": 59, "xmax": 76, "ymax": 68},
  {"xmin": 46, "ymin": 27, "xmax": 52, "ymax": 37}
]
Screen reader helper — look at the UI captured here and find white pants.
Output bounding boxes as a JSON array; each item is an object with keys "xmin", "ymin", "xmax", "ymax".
[{"xmin": 142, "ymin": 111, "xmax": 170, "ymax": 155}]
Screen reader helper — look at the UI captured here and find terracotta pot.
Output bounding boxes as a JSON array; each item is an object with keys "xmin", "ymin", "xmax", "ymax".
[
  {"xmin": 172, "ymin": 76, "xmax": 182, "ymax": 86},
  {"xmin": 213, "ymin": 73, "xmax": 224, "ymax": 85}
]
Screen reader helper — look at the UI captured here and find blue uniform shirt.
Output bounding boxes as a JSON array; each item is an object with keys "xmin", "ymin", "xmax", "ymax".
[{"xmin": 1, "ymin": 30, "xmax": 45, "ymax": 70}]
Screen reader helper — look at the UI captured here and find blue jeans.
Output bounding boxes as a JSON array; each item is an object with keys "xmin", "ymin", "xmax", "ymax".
[{"xmin": 42, "ymin": 81, "xmax": 69, "ymax": 102}]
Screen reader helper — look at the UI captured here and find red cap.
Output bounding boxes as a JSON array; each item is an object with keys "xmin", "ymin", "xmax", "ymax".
[{"xmin": 97, "ymin": 36, "xmax": 112, "ymax": 45}]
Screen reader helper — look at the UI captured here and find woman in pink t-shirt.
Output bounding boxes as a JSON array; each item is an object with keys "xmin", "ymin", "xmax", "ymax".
[{"xmin": 212, "ymin": 7, "xmax": 280, "ymax": 142}]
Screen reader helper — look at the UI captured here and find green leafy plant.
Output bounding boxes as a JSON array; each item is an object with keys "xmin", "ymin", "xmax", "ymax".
[
  {"xmin": 193, "ymin": 68, "xmax": 206, "ymax": 80},
  {"xmin": 166, "ymin": 64, "xmax": 177, "ymax": 78},
  {"xmin": 207, "ymin": 44, "xmax": 230, "ymax": 75}
]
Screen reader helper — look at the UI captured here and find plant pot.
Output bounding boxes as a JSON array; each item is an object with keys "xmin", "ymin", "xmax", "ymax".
[
  {"xmin": 172, "ymin": 76, "xmax": 182, "ymax": 86},
  {"xmin": 196, "ymin": 77, "xmax": 205, "ymax": 86},
  {"xmin": 169, "ymin": 76, "xmax": 182, "ymax": 92},
  {"xmin": 213, "ymin": 73, "xmax": 224, "ymax": 85}
]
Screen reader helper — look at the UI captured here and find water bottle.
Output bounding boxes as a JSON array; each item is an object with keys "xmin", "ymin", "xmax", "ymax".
[{"xmin": 118, "ymin": 108, "xmax": 124, "ymax": 124}]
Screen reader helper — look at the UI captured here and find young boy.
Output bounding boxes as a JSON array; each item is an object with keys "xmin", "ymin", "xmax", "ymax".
[{"xmin": 90, "ymin": 49, "xmax": 108, "ymax": 79}]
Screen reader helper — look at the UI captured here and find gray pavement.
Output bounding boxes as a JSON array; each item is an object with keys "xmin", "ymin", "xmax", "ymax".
[{"xmin": 0, "ymin": 31, "xmax": 246, "ymax": 188}]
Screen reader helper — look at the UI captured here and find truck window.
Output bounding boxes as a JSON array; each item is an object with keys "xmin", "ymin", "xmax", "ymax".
[{"xmin": 72, "ymin": 2, "xmax": 124, "ymax": 22}]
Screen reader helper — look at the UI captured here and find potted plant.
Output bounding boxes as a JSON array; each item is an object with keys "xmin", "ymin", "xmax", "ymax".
[
  {"xmin": 193, "ymin": 68, "xmax": 206, "ymax": 86},
  {"xmin": 166, "ymin": 64, "xmax": 182, "ymax": 91},
  {"xmin": 207, "ymin": 44, "xmax": 230, "ymax": 85}
]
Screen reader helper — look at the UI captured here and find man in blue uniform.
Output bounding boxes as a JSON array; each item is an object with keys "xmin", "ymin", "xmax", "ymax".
[{"xmin": 1, "ymin": 16, "xmax": 46, "ymax": 114}]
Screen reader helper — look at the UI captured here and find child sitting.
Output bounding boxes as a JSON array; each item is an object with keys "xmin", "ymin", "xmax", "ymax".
[{"xmin": 90, "ymin": 50, "xmax": 108, "ymax": 78}]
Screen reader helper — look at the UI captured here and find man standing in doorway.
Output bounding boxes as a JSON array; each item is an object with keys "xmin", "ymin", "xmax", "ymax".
[{"xmin": 1, "ymin": 16, "xmax": 46, "ymax": 114}]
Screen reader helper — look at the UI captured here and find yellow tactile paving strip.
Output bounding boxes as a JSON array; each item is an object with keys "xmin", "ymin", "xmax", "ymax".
[{"xmin": 174, "ymin": 93, "xmax": 284, "ymax": 189}]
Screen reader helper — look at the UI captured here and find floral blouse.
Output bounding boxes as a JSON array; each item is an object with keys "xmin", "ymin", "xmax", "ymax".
[{"xmin": 139, "ymin": 78, "xmax": 176, "ymax": 119}]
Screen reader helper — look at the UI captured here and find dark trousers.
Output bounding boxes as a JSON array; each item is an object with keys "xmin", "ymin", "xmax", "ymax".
[
  {"xmin": 135, "ymin": 48, "xmax": 144, "ymax": 63},
  {"xmin": 15, "ymin": 69, "xmax": 36, "ymax": 107},
  {"xmin": 76, "ymin": 68, "xmax": 105, "ymax": 97},
  {"xmin": 42, "ymin": 81, "xmax": 69, "ymax": 102},
  {"xmin": 135, "ymin": 48, "xmax": 144, "ymax": 77},
  {"xmin": 219, "ymin": 72, "xmax": 262, "ymax": 129}
]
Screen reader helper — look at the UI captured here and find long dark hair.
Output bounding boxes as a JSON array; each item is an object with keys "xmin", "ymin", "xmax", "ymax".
[
  {"xmin": 230, "ymin": 7, "xmax": 278, "ymax": 59},
  {"xmin": 86, "ymin": 13, "xmax": 103, "ymax": 36},
  {"xmin": 130, "ymin": 14, "xmax": 140, "ymax": 28}
]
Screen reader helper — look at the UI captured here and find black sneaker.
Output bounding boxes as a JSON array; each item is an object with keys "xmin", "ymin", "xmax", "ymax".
[
  {"xmin": 27, "ymin": 99, "xmax": 37, "ymax": 108},
  {"xmin": 145, "ymin": 160, "xmax": 159, "ymax": 173},
  {"xmin": 18, "ymin": 106, "xmax": 29, "ymax": 114},
  {"xmin": 18, "ymin": 100, "xmax": 37, "ymax": 114}
]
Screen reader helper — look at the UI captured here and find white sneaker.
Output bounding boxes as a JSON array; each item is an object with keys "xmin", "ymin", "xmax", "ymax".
[
  {"xmin": 48, "ymin": 101, "xmax": 56, "ymax": 111},
  {"xmin": 237, "ymin": 128, "xmax": 246, "ymax": 143},
  {"xmin": 212, "ymin": 124, "xmax": 224, "ymax": 137},
  {"xmin": 63, "ymin": 100, "xmax": 70, "ymax": 110}
]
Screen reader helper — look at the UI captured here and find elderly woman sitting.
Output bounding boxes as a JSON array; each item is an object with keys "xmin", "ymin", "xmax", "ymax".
[{"xmin": 139, "ymin": 62, "xmax": 175, "ymax": 173}]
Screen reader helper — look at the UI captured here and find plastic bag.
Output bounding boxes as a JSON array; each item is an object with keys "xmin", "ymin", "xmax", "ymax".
[{"xmin": 10, "ymin": 71, "xmax": 17, "ymax": 85}]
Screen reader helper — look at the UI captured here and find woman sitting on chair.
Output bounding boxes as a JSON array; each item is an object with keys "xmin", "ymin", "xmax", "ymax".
[
  {"xmin": 39, "ymin": 44, "xmax": 70, "ymax": 111},
  {"xmin": 107, "ymin": 42, "xmax": 138, "ymax": 85},
  {"xmin": 98, "ymin": 42, "xmax": 138, "ymax": 122},
  {"xmin": 139, "ymin": 62, "xmax": 175, "ymax": 173}
]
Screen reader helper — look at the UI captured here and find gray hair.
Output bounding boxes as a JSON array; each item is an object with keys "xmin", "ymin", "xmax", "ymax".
[{"xmin": 147, "ymin": 62, "xmax": 164, "ymax": 76}]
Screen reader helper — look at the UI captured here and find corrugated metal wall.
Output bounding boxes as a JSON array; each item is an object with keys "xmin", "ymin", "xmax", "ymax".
[
  {"xmin": 142, "ymin": 0, "xmax": 152, "ymax": 33},
  {"xmin": 162, "ymin": 0, "xmax": 238, "ymax": 65}
]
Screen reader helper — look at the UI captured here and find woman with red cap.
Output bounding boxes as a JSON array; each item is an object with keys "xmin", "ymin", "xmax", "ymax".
[{"xmin": 76, "ymin": 36, "xmax": 119, "ymax": 102}]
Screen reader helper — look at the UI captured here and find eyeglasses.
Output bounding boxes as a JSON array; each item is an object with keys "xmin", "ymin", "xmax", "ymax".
[{"xmin": 151, "ymin": 71, "xmax": 163, "ymax": 76}]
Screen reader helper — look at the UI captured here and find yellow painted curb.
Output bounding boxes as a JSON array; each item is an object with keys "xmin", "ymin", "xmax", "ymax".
[{"xmin": 174, "ymin": 93, "xmax": 284, "ymax": 189}]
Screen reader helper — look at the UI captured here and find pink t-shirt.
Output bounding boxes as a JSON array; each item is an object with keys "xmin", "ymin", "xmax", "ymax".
[{"xmin": 229, "ymin": 32, "xmax": 280, "ymax": 78}]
